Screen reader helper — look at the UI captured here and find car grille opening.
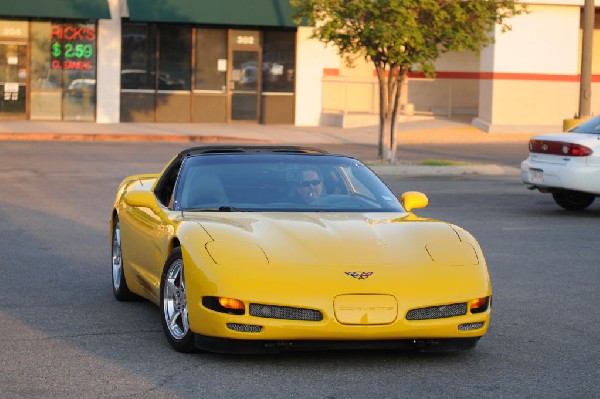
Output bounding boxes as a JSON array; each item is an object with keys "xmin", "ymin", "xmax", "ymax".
[
  {"xmin": 226, "ymin": 323, "xmax": 263, "ymax": 333},
  {"xmin": 458, "ymin": 322, "xmax": 485, "ymax": 331},
  {"xmin": 249, "ymin": 304, "xmax": 323, "ymax": 321},
  {"xmin": 406, "ymin": 303, "xmax": 467, "ymax": 320}
]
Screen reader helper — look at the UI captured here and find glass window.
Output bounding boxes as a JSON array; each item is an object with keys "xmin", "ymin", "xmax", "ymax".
[
  {"xmin": 158, "ymin": 26, "xmax": 191, "ymax": 90},
  {"xmin": 121, "ymin": 23, "xmax": 156, "ymax": 90},
  {"xmin": 31, "ymin": 22, "xmax": 62, "ymax": 90},
  {"xmin": 569, "ymin": 114, "xmax": 600, "ymax": 134},
  {"xmin": 0, "ymin": 43, "xmax": 27, "ymax": 115},
  {"xmin": 58, "ymin": 22, "xmax": 97, "ymax": 121},
  {"xmin": 262, "ymin": 30, "xmax": 295, "ymax": 93},
  {"xmin": 29, "ymin": 21, "xmax": 97, "ymax": 121},
  {"xmin": 30, "ymin": 22, "xmax": 63, "ymax": 120},
  {"xmin": 194, "ymin": 29, "xmax": 227, "ymax": 91},
  {"xmin": 174, "ymin": 154, "xmax": 403, "ymax": 212}
]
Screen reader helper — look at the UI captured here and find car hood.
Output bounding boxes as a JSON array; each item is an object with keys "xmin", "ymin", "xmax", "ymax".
[{"xmin": 181, "ymin": 212, "xmax": 467, "ymax": 267}]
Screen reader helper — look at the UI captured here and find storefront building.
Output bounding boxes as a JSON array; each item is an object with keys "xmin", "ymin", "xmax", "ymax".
[
  {"xmin": 0, "ymin": 2, "xmax": 109, "ymax": 121},
  {"xmin": 3, "ymin": 1, "xmax": 600, "ymax": 133},
  {"xmin": 319, "ymin": 1, "xmax": 600, "ymax": 133},
  {"xmin": 0, "ymin": 0, "xmax": 303, "ymax": 124}
]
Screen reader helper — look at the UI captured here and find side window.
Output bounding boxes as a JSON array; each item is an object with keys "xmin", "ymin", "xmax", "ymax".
[{"xmin": 154, "ymin": 158, "xmax": 182, "ymax": 208}]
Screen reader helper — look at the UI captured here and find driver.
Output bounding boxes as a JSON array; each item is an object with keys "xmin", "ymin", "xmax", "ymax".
[{"xmin": 296, "ymin": 167, "xmax": 324, "ymax": 204}]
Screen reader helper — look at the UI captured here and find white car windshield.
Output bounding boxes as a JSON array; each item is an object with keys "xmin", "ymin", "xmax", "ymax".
[{"xmin": 173, "ymin": 154, "xmax": 403, "ymax": 212}]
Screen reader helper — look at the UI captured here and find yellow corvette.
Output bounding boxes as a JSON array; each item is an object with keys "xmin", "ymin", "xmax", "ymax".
[{"xmin": 111, "ymin": 146, "xmax": 491, "ymax": 353}]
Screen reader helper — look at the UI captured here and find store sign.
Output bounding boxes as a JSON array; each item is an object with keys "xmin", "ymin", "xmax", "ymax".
[
  {"xmin": 51, "ymin": 25, "xmax": 96, "ymax": 70},
  {"xmin": 3, "ymin": 83, "xmax": 19, "ymax": 101},
  {"xmin": 1, "ymin": 21, "xmax": 28, "ymax": 39},
  {"xmin": 230, "ymin": 30, "xmax": 260, "ymax": 46}
]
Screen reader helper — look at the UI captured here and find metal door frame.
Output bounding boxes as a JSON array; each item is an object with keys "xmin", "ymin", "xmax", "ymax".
[{"xmin": 227, "ymin": 29, "xmax": 262, "ymax": 123}]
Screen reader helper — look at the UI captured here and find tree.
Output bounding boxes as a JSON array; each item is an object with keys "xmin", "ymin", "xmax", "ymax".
[{"xmin": 292, "ymin": 0, "xmax": 525, "ymax": 162}]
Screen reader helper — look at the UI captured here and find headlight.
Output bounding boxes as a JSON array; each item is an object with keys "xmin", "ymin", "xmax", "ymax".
[
  {"xmin": 205, "ymin": 240, "xmax": 269, "ymax": 266},
  {"xmin": 425, "ymin": 241, "xmax": 479, "ymax": 265}
]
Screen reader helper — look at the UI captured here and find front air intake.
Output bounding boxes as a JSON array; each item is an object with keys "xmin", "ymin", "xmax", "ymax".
[
  {"xmin": 250, "ymin": 304, "xmax": 323, "ymax": 321},
  {"xmin": 226, "ymin": 323, "xmax": 263, "ymax": 333},
  {"xmin": 406, "ymin": 303, "xmax": 467, "ymax": 320},
  {"xmin": 458, "ymin": 322, "xmax": 485, "ymax": 331}
]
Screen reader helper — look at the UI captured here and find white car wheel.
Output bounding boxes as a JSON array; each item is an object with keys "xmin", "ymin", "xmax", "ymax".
[{"xmin": 552, "ymin": 191, "xmax": 595, "ymax": 211}]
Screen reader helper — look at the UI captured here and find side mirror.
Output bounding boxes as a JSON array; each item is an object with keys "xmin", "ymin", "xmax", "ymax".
[
  {"xmin": 400, "ymin": 191, "xmax": 428, "ymax": 212},
  {"xmin": 124, "ymin": 190, "xmax": 158, "ymax": 210}
]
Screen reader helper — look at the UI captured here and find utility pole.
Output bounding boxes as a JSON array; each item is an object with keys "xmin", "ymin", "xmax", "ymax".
[{"xmin": 579, "ymin": 0, "xmax": 594, "ymax": 118}]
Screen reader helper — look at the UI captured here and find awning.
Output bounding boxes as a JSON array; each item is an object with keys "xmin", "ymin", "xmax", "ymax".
[
  {"xmin": 127, "ymin": 0, "xmax": 300, "ymax": 27},
  {"xmin": 0, "ymin": 0, "xmax": 111, "ymax": 20}
]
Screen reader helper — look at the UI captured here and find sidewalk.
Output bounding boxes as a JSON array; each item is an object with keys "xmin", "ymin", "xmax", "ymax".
[{"xmin": 0, "ymin": 117, "xmax": 537, "ymax": 175}]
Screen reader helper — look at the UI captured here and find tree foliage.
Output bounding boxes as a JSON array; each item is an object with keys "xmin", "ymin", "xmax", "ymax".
[{"xmin": 292, "ymin": 0, "xmax": 525, "ymax": 161}]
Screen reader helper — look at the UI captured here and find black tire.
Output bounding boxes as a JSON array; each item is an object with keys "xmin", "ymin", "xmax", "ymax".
[
  {"xmin": 112, "ymin": 217, "xmax": 135, "ymax": 301},
  {"xmin": 552, "ymin": 191, "xmax": 595, "ymax": 211},
  {"xmin": 160, "ymin": 247, "xmax": 196, "ymax": 353}
]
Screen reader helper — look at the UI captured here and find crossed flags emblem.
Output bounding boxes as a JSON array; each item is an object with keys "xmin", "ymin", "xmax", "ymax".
[{"xmin": 345, "ymin": 271, "xmax": 373, "ymax": 280}]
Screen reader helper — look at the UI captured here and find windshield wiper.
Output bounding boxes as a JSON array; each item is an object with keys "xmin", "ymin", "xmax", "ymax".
[
  {"xmin": 183, "ymin": 206, "xmax": 248, "ymax": 212},
  {"xmin": 218, "ymin": 206, "xmax": 244, "ymax": 212}
]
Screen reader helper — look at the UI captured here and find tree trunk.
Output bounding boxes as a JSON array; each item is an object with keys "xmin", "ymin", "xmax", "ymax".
[
  {"xmin": 376, "ymin": 64, "xmax": 400, "ymax": 163},
  {"xmin": 375, "ymin": 63, "xmax": 404, "ymax": 162},
  {"xmin": 375, "ymin": 66, "xmax": 386, "ymax": 160},
  {"xmin": 390, "ymin": 67, "xmax": 407, "ymax": 161}
]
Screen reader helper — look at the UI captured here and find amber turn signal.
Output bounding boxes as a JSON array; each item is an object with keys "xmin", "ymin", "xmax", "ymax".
[
  {"xmin": 218, "ymin": 297, "xmax": 245, "ymax": 310},
  {"xmin": 469, "ymin": 296, "xmax": 490, "ymax": 314}
]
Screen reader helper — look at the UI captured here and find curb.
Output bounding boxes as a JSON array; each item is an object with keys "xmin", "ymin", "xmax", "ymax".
[
  {"xmin": 0, "ymin": 133, "xmax": 269, "ymax": 143},
  {"xmin": 370, "ymin": 164, "xmax": 519, "ymax": 176}
]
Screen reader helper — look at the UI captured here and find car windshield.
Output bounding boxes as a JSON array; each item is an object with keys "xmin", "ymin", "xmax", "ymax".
[
  {"xmin": 173, "ymin": 153, "xmax": 403, "ymax": 212},
  {"xmin": 569, "ymin": 115, "xmax": 600, "ymax": 134}
]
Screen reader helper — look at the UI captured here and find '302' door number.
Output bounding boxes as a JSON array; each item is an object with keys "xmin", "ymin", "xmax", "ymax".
[{"xmin": 235, "ymin": 36, "xmax": 255, "ymax": 45}]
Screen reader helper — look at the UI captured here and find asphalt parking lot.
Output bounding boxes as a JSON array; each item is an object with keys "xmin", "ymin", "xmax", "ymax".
[{"xmin": 0, "ymin": 141, "xmax": 597, "ymax": 398}]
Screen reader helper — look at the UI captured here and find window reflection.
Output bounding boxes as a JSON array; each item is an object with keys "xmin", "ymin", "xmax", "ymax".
[
  {"xmin": 262, "ymin": 31, "xmax": 295, "ymax": 93},
  {"xmin": 30, "ymin": 21, "xmax": 97, "ymax": 121},
  {"xmin": 121, "ymin": 24, "xmax": 156, "ymax": 90},
  {"xmin": 61, "ymin": 22, "xmax": 96, "ymax": 121},
  {"xmin": 194, "ymin": 29, "xmax": 227, "ymax": 91},
  {"xmin": 158, "ymin": 27, "xmax": 191, "ymax": 91}
]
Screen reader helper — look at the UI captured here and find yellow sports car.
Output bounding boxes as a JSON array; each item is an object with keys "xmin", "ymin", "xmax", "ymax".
[{"xmin": 111, "ymin": 146, "xmax": 491, "ymax": 353}]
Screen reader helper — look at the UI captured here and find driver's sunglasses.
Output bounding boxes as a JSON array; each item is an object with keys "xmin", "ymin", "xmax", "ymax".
[{"xmin": 301, "ymin": 179, "xmax": 321, "ymax": 187}]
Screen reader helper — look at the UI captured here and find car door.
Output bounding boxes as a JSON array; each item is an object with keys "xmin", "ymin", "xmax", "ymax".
[
  {"xmin": 120, "ymin": 160, "xmax": 181, "ymax": 303},
  {"xmin": 121, "ymin": 200, "xmax": 173, "ymax": 302}
]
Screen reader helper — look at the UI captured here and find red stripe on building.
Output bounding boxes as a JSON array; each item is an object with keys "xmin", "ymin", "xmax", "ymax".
[
  {"xmin": 323, "ymin": 68, "xmax": 340, "ymax": 76},
  {"xmin": 483, "ymin": 72, "xmax": 580, "ymax": 82},
  {"xmin": 330, "ymin": 68, "xmax": 600, "ymax": 82},
  {"xmin": 408, "ymin": 71, "xmax": 597, "ymax": 82}
]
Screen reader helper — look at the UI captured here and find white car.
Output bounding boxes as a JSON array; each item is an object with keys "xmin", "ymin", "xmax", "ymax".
[{"xmin": 521, "ymin": 115, "xmax": 600, "ymax": 210}]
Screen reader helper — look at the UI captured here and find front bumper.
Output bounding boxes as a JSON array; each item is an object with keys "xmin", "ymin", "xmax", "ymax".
[
  {"xmin": 182, "ymin": 235, "xmax": 491, "ymax": 350},
  {"xmin": 185, "ymin": 296, "xmax": 491, "ymax": 351},
  {"xmin": 194, "ymin": 335, "xmax": 481, "ymax": 354}
]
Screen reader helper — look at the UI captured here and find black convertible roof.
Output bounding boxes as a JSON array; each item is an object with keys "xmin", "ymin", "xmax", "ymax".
[{"xmin": 179, "ymin": 145, "xmax": 329, "ymax": 158}]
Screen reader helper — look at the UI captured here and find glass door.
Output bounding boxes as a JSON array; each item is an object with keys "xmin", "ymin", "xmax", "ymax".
[
  {"xmin": 0, "ymin": 43, "xmax": 27, "ymax": 118},
  {"xmin": 229, "ymin": 50, "xmax": 260, "ymax": 122}
]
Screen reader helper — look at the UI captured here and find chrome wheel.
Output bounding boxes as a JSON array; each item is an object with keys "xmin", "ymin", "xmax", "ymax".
[
  {"xmin": 111, "ymin": 217, "xmax": 134, "ymax": 301},
  {"xmin": 112, "ymin": 221, "xmax": 123, "ymax": 290},
  {"xmin": 163, "ymin": 258, "xmax": 189, "ymax": 340}
]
